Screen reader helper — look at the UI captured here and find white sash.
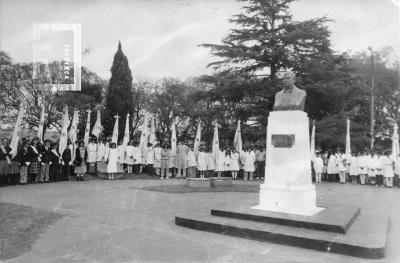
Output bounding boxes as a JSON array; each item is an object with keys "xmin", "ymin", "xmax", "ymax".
[
  {"xmin": 30, "ymin": 145, "xmax": 41, "ymax": 162},
  {"xmin": 0, "ymin": 145, "xmax": 11, "ymax": 164}
]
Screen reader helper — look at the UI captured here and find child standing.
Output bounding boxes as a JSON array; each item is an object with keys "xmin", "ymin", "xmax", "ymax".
[
  {"xmin": 375, "ymin": 151, "xmax": 384, "ymax": 187},
  {"xmin": 357, "ymin": 151, "xmax": 368, "ymax": 185},
  {"xmin": 314, "ymin": 152, "xmax": 324, "ymax": 183},
  {"xmin": 383, "ymin": 151, "xmax": 394, "ymax": 187},
  {"xmin": 243, "ymin": 147, "xmax": 256, "ymax": 181},
  {"xmin": 215, "ymin": 148, "xmax": 225, "ymax": 177},
  {"xmin": 206, "ymin": 148, "xmax": 215, "ymax": 178},
  {"xmin": 146, "ymin": 143, "xmax": 155, "ymax": 176},
  {"xmin": 187, "ymin": 146, "xmax": 197, "ymax": 178},
  {"xmin": 18, "ymin": 141, "xmax": 30, "ymax": 184},
  {"xmin": 153, "ymin": 143, "xmax": 162, "ymax": 177},
  {"xmin": 349, "ymin": 153, "xmax": 359, "ymax": 184},
  {"xmin": 74, "ymin": 141, "xmax": 87, "ymax": 181},
  {"xmin": 160, "ymin": 144, "xmax": 170, "ymax": 179},
  {"xmin": 126, "ymin": 140, "xmax": 135, "ymax": 174},
  {"xmin": 106, "ymin": 143, "xmax": 118, "ymax": 180},
  {"xmin": 197, "ymin": 147, "xmax": 207, "ymax": 178},
  {"xmin": 230, "ymin": 149, "xmax": 240, "ymax": 180}
]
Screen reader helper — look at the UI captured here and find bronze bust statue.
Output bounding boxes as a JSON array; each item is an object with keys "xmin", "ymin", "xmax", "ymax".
[{"xmin": 273, "ymin": 71, "xmax": 306, "ymax": 111}]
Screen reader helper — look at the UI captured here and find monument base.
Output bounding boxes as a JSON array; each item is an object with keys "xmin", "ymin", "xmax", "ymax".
[{"xmin": 252, "ymin": 184, "xmax": 323, "ymax": 216}]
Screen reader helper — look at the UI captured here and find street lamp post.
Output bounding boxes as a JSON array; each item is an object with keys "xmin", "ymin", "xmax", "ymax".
[{"xmin": 368, "ymin": 47, "xmax": 375, "ymax": 150}]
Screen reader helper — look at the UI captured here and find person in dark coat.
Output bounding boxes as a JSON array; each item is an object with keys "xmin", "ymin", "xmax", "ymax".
[
  {"xmin": 18, "ymin": 141, "xmax": 30, "ymax": 184},
  {"xmin": 28, "ymin": 137, "xmax": 42, "ymax": 183},
  {"xmin": 49, "ymin": 143, "xmax": 62, "ymax": 182},
  {"xmin": 74, "ymin": 141, "xmax": 88, "ymax": 181},
  {"xmin": 40, "ymin": 140, "xmax": 52, "ymax": 183},
  {"xmin": 61, "ymin": 139, "xmax": 73, "ymax": 181},
  {"xmin": 0, "ymin": 138, "xmax": 12, "ymax": 187}
]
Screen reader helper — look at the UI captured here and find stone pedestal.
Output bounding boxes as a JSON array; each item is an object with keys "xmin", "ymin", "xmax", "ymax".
[
  {"xmin": 186, "ymin": 178, "xmax": 210, "ymax": 188},
  {"xmin": 252, "ymin": 111, "xmax": 323, "ymax": 216},
  {"xmin": 210, "ymin": 177, "xmax": 232, "ymax": 187}
]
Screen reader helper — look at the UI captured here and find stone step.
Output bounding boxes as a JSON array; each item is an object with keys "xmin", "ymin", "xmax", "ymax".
[
  {"xmin": 175, "ymin": 209, "xmax": 389, "ymax": 259},
  {"xmin": 210, "ymin": 205, "xmax": 360, "ymax": 234}
]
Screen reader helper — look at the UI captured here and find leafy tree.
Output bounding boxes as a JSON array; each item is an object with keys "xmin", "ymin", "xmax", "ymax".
[
  {"xmin": 201, "ymin": 0, "xmax": 332, "ymax": 79},
  {"xmin": 104, "ymin": 41, "xmax": 134, "ymax": 138}
]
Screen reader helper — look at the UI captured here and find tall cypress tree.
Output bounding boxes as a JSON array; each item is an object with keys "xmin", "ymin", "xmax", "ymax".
[{"xmin": 104, "ymin": 41, "xmax": 133, "ymax": 138}]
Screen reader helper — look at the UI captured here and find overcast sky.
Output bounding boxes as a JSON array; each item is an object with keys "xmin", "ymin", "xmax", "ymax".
[{"xmin": 1, "ymin": 0, "xmax": 399, "ymax": 80}]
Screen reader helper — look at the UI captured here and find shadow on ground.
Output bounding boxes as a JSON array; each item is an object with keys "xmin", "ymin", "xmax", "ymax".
[{"xmin": 0, "ymin": 202, "xmax": 63, "ymax": 261}]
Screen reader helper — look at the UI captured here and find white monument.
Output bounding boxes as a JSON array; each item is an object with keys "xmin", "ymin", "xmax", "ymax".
[{"xmin": 252, "ymin": 71, "xmax": 323, "ymax": 216}]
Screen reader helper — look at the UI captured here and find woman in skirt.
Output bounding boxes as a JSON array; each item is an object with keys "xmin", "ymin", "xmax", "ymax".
[
  {"xmin": 74, "ymin": 141, "xmax": 87, "ymax": 181},
  {"xmin": 0, "ymin": 138, "xmax": 12, "ymax": 187},
  {"xmin": 230, "ymin": 149, "xmax": 240, "ymax": 180},
  {"xmin": 28, "ymin": 137, "xmax": 42, "ymax": 183}
]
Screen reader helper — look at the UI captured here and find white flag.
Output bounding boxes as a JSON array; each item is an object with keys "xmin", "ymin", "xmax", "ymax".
[
  {"xmin": 10, "ymin": 104, "xmax": 25, "ymax": 158},
  {"xmin": 91, "ymin": 110, "xmax": 103, "ymax": 138},
  {"xmin": 233, "ymin": 120, "xmax": 242, "ymax": 153},
  {"xmin": 122, "ymin": 113, "xmax": 130, "ymax": 149},
  {"xmin": 212, "ymin": 119, "xmax": 219, "ymax": 155},
  {"xmin": 69, "ymin": 110, "xmax": 79, "ymax": 160},
  {"xmin": 149, "ymin": 117, "xmax": 156, "ymax": 145},
  {"xmin": 392, "ymin": 123, "xmax": 399, "ymax": 160},
  {"xmin": 194, "ymin": 119, "xmax": 201, "ymax": 153},
  {"xmin": 59, "ymin": 107, "xmax": 70, "ymax": 155},
  {"xmin": 83, "ymin": 109, "xmax": 91, "ymax": 146},
  {"xmin": 345, "ymin": 119, "xmax": 351, "ymax": 157},
  {"xmin": 37, "ymin": 103, "xmax": 45, "ymax": 142},
  {"xmin": 111, "ymin": 115, "xmax": 120, "ymax": 144},
  {"xmin": 310, "ymin": 120, "xmax": 316, "ymax": 162},
  {"xmin": 139, "ymin": 116, "xmax": 149, "ymax": 151},
  {"xmin": 170, "ymin": 118, "xmax": 177, "ymax": 154}
]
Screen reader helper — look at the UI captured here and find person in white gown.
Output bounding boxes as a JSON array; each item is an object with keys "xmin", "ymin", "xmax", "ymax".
[
  {"xmin": 314, "ymin": 152, "xmax": 324, "ymax": 183},
  {"xmin": 230, "ymin": 149, "xmax": 240, "ymax": 180},
  {"xmin": 197, "ymin": 147, "xmax": 207, "ymax": 178},
  {"xmin": 382, "ymin": 151, "xmax": 394, "ymax": 187},
  {"xmin": 105, "ymin": 143, "xmax": 118, "ymax": 180},
  {"xmin": 327, "ymin": 151, "xmax": 338, "ymax": 182},
  {"xmin": 348, "ymin": 152, "xmax": 359, "ymax": 184}
]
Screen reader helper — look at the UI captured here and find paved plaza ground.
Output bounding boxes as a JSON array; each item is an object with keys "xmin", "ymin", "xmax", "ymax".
[{"xmin": 0, "ymin": 178, "xmax": 399, "ymax": 263}]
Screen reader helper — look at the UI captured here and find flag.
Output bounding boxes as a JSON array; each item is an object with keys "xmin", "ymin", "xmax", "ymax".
[
  {"xmin": 212, "ymin": 119, "xmax": 219, "ymax": 155},
  {"xmin": 91, "ymin": 109, "xmax": 103, "ymax": 138},
  {"xmin": 139, "ymin": 116, "xmax": 149, "ymax": 151},
  {"xmin": 83, "ymin": 109, "xmax": 91, "ymax": 146},
  {"xmin": 37, "ymin": 103, "xmax": 45, "ymax": 142},
  {"xmin": 310, "ymin": 120, "xmax": 316, "ymax": 162},
  {"xmin": 392, "ymin": 123, "xmax": 399, "ymax": 160},
  {"xmin": 233, "ymin": 120, "xmax": 242, "ymax": 153},
  {"xmin": 194, "ymin": 119, "xmax": 201, "ymax": 153},
  {"xmin": 59, "ymin": 106, "xmax": 70, "ymax": 155},
  {"xmin": 69, "ymin": 110, "xmax": 79, "ymax": 160},
  {"xmin": 122, "ymin": 113, "xmax": 130, "ymax": 149},
  {"xmin": 345, "ymin": 119, "xmax": 351, "ymax": 157},
  {"xmin": 10, "ymin": 104, "xmax": 26, "ymax": 158},
  {"xmin": 149, "ymin": 116, "xmax": 156, "ymax": 145},
  {"xmin": 111, "ymin": 115, "xmax": 120, "ymax": 144},
  {"xmin": 170, "ymin": 118, "xmax": 177, "ymax": 154}
]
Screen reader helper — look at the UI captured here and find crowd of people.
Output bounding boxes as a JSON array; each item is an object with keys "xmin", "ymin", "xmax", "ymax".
[
  {"xmin": 0, "ymin": 136, "xmax": 267, "ymax": 186},
  {"xmin": 313, "ymin": 149, "xmax": 400, "ymax": 187},
  {"xmin": 1, "ymin": 136, "xmax": 399, "ymax": 188}
]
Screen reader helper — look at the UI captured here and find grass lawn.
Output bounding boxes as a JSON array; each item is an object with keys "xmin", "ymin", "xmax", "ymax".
[{"xmin": 0, "ymin": 202, "xmax": 62, "ymax": 261}]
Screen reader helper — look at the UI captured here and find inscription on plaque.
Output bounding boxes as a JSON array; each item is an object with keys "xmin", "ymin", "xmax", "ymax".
[{"xmin": 271, "ymin": 134, "xmax": 295, "ymax": 148}]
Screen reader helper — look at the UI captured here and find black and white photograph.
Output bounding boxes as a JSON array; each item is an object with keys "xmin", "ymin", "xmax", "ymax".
[{"xmin": 0, "ymin": 0, "xmax": 399, "ymax": 262}]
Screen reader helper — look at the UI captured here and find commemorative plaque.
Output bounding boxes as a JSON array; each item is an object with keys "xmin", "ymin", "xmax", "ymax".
[{"xmin": 271, "ymin": 134, "xmax": 295, "ymax": 148}]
